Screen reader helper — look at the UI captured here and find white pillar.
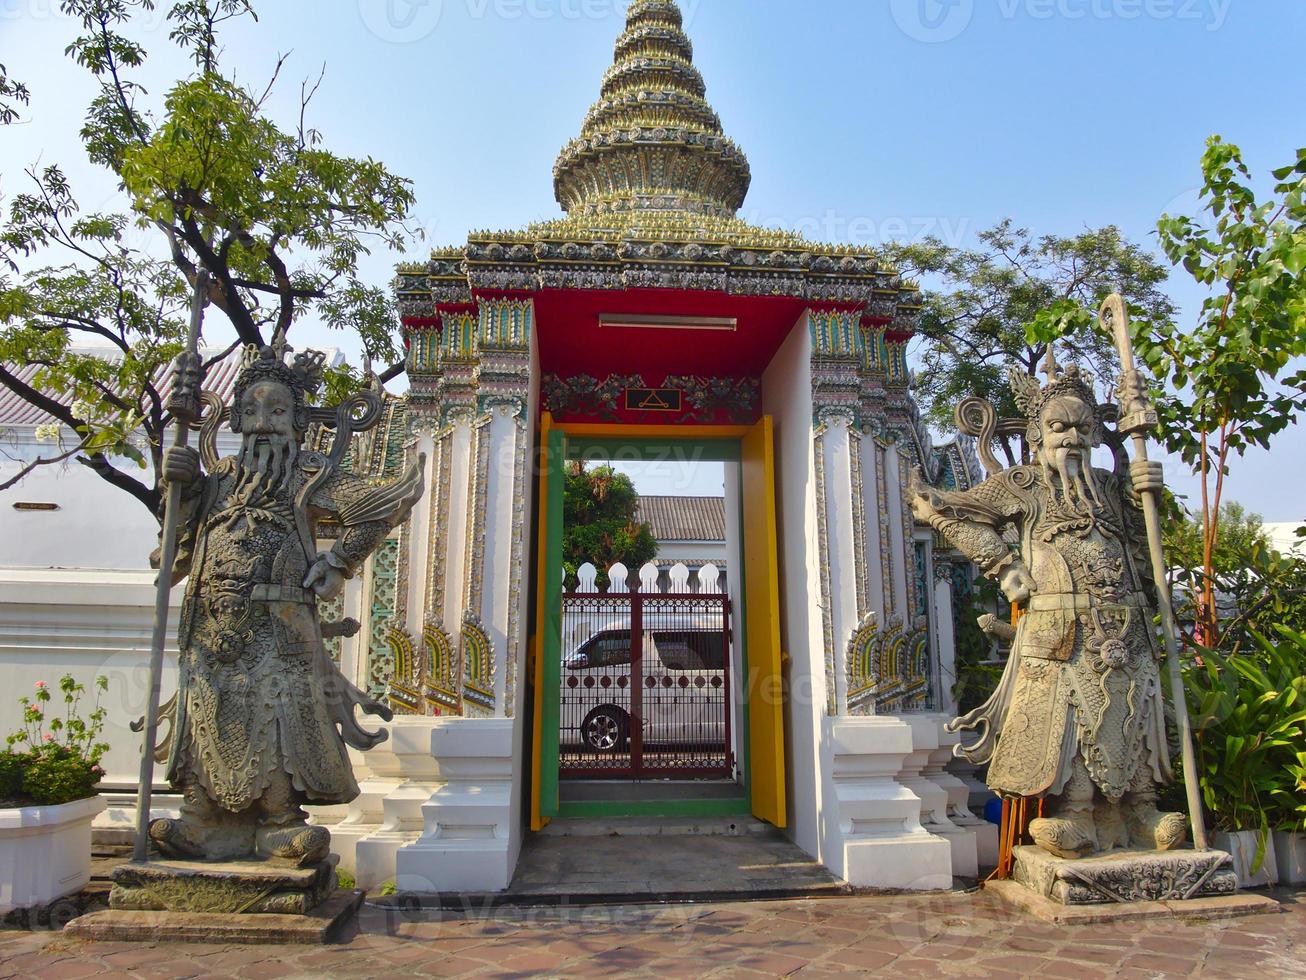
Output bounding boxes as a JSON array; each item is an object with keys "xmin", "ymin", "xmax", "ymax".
[
  {"xmin": 883, "ymin": 444, "xmax": 911, "ymax": 623},
  {"xmin": 859, "ymin": 432, "xmax": 889, "ymax": 623},
  {"xmin": 817, "ymin": 415, "xmax": 860, "ymax": 715},
  {"xmin": 933, "ymin": 566, "xmax": 959, "ymax": 716}
]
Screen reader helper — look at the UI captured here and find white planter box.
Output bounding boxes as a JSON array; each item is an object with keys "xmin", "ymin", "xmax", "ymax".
[
  {"xmin": 0, "ymin": 795, "xmax": 106, "ymax": 913},
  {"xmin": 1214, "ymin": 830, "xmax": 1280, "ymax": 889},
  {"xmin": 1272, "ymin": 831, "xmax": 1305, "ymax": 885}
]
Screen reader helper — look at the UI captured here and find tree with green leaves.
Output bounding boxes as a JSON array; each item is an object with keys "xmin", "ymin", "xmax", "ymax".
[
  {"xmin": 0, "ymin": 1, "xmax": 418, "ymax": 513},
  {"xmin": 887, "ymin": 220, "xmax": 1176, "ymax": 465},
  {"xmin": 1028, "ymin": 139, "xmax": 1306, "ymax": 647},
  {"xmin": 1142, "ymin": 139, "xmax": 1306, "ymax": 646},
  {"xmin": 1161, "ymin": 500, "xmax": 1306, "ymax": 653},
  {"xmin": 562, "ymin": 463, "xmax": 657, "ymax": 590}
]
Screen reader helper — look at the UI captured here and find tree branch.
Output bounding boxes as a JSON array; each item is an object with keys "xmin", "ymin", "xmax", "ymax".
[{"xmin": 0, "ymin": 445, "xmax": 83, "ymax": 493}]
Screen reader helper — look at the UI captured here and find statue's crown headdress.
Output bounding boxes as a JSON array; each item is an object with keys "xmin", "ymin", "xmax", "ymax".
[
  {"xmin": 1008, "ymin": 348, "xmax": 1098, "ymax": 420},
  {"xmin": 234, "ymin": 340, "xmax": 325, "ymax": 400}
]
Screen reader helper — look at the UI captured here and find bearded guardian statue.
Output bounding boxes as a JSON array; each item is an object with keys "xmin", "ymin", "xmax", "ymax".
[
  {"xmin": 910, "ymin": 358, "xmax": 1186, "ymax": 859},
  {"xmin": 150, "ymin": 344, "xmax": 424, "ymax": 866}
]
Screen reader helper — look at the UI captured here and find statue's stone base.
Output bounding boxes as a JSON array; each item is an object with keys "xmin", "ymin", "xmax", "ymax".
[
  {"xmin": 65, "ymin": 890, "xmax": 363, "ymax": 945},
  {"xmin": 986, "ymin": 845, "xmax": 1281, "ymax": 924},
  {"xmin": 107, "ymin": 857, "xmax": 339, "ymax": 915},
  {"xmin": 1012, "ymin": 845, "xmax": 1237, "ymax": 905}
]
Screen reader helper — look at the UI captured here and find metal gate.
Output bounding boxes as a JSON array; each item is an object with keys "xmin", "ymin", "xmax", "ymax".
[{"xmin": 558, "ymin": 588, "xmax": 732, "ymax": 779}]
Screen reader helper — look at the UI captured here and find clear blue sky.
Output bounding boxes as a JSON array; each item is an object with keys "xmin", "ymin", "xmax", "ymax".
[{"xmin": 2, "ymin": 1, "xmax": 1303, "ymax": 519}]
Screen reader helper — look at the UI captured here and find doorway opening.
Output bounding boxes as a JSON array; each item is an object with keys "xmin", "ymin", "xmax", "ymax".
[
  {"xmin": 532, "ymin": 419, "xmax": 785, "ymax": 825},
  {"xmin": 559, "ymin": 455, "xmax": 736, "ymax": 782}
]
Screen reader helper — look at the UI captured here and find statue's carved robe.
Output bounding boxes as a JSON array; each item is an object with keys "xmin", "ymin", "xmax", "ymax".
[
  {"xmin": 166, "ymin": 449, "xmax": 421, "ymax": 812},
  {"xmin": 931, "ymin": 466, "xmax": 1172, "ymax": 801}
]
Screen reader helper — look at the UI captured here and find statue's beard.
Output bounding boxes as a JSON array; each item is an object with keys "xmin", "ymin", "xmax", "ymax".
[
  {"xmin": 1042, "ymin": 445, "xmax": 1105, "ymax": 515},
  {"xmin": 234, "ymin": 433, "xmax": 298, "ymax": 502}
]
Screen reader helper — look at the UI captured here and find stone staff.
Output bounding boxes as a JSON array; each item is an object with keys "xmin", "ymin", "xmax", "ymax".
[
  {"xmin": 1099, "ymin": 292, "xmax": 1209, "ymax": 851},
  {"xmin": 133, "ymin": 271, "xmax": 208, "ymax": 863}
]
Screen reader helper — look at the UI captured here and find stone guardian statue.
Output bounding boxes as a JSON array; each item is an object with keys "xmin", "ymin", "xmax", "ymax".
[
  {"xmin": 150, "ymin": 343, "xmax": 424, "ymax": 866},
  {"xmin": 910, "ymin": 357, "xmax": 1186, "ymax": 859}
]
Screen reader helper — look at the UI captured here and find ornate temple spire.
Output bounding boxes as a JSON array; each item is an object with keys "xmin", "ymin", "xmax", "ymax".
[{"xmin": 553, "ymin": 0, "xmax": 752, "ymax": 219}]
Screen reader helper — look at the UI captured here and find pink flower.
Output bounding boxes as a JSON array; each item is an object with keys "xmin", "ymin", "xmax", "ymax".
[
  {"xmin": 34, "ymin": 681, "xmax": 46, "ymax": 690},
  {"xmin": 41, "ymin": 734, "xmax": 53, "ymax": 742}
]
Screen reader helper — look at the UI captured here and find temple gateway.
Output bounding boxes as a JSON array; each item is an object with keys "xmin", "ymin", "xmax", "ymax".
[{"xmin": 303, "ymin": 0, "xmax": 989, "ymax": 892}]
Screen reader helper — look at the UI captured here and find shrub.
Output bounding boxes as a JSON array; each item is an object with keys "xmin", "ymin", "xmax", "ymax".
[
  {"xmin": 1183, "ymin": 626, "xmax": 1306, "ymax": 870},
  {"xmin": 2, "ymin": 674, "xmax": 109, "ymax": 807}
]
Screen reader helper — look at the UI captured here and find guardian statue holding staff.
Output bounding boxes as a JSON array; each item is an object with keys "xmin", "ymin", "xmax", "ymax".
[
  {"xmin": 910, "ymin": 356, "xmax": 1186, "ymax": 859},
  {"xmin": 150, "ymin": 343, "xmax": 423, "ymax": 866}
]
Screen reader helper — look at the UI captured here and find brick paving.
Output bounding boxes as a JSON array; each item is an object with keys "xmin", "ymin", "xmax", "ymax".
[{"xmin": 1, "ymin": 886, "xmax": 1301, "ymax": 978}]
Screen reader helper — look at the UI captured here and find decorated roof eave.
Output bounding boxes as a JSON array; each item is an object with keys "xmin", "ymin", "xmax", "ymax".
[{"xmin": 396, "ymin": 229, "xmax": 923, "ymax": 328}]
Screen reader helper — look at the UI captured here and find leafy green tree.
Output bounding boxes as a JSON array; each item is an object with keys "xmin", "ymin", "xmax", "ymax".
[
  {"xmin": 1161, "ymin": 501, "xmax": 1306, "ymax": 652},
  {"xmin": 1163, "ymin": 500, "xmax": 1270, "ymax": 583},
  {"xmin": 1136, "ymin": 138, "xmax": 1306, "ymax": 645},
  {"xmin": 887, "ymin": 221, "xmax": 1175, "ymax": 464},
  {"xmin": 0, "ymin": 0, "xmax": 417, "ymax": 513},
  {"xmin": 0, "ymin": 62, "xmax": 29, "ymax": 125},
  {"xmin": 562, "ymin": 463, "xmax": 657, "ymax": 590}
]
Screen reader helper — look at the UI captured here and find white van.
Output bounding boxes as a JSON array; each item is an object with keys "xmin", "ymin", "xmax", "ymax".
[{"xmin": 560, "ymin": 616, "xmax": 727, "ymax": 752}]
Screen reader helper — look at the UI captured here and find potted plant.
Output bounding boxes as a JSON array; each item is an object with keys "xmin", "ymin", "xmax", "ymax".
[
  {"xmin": 1268, "ymin": 626, "xmax": 1306, "ymax": 885},
  {"xmin": 0, "ymin": 674, "xmax": 109, "ymax": 914},
  {"xmin": 1183, "ymin": 631, "xmax": 1306, "ymax": 888}
]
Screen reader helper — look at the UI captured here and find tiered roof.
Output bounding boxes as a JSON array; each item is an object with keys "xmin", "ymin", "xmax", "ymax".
[{"xmin": 397, "ymin": 1, "xmax": 920, "ymax": 330}]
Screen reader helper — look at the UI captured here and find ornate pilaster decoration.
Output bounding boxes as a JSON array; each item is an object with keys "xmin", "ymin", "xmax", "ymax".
[
  {"xmin": 461, "ymin": 614, "xmax": 495, "ymax": 715},
  {"xmin": 846, "ymin": 613, "xmax": 880, "ymax": 716},
  {"xmin": 874, "ymin": 439, "xmax": 894, "ymax": 615},
  {"xmin": 809, "ymin": 310, "xmax": 863, "ymax": 428},
  {"xmin": 503, "ymin": 409, "xmax": 530, "ymax": 718},
  {"xmin": 898, "ymin": 444, "xmax": 919, "ymax": 621},
  {"xmin": 365, "ymin": 536, "xmax": 401, "ymax": 697},
  {"xmin": 476, "ymin": 298, "xmax": 533, "ymax": 417},
  {"xmin": 424, "ymin": 624, "xmax": 460, "ymax": 714},
  {"xmin": 462, "ymin": 415, "xmax": 492, "ymax": 643},
  {"xmin": 849, "ymin": 433, "xmax": 870, "ymax": 620},
  {"xmin": 386, "ymin": 622, "xmax": 460, "ymax": 717},
  {"xmin": 811, "ymin": 421, "xmax": 836, "ymax": 715},
  {"xmin": 425, "ymin": 425, "xmax": 454, "ymax": 630},
  {"xmin": 845, "ymin": 613, "xmax": 932, "ymax": 717},
  {"xmin": 436, "ymin": 310, "xmax": 480, "ymax": 425}
]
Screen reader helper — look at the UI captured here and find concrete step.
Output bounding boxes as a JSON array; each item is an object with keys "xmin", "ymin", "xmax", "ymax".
[{"xmin": 538, "ymin": 815, "xmax": 771, "ymax": 837}]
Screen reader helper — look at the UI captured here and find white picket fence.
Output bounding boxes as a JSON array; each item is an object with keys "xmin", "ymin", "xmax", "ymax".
[
  {"xmin": 562, "ymin": 561, "xmax": 725, "ymax": 658},
  {"xmin": 569, "ymin": 560, "xmax": 722, "ymax": 595}
]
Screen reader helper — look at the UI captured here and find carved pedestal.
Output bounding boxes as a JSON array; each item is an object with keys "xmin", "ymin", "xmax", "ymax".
[
  {"xmin": 68, "ymin": 857, "xmax": 362, "ymax": 943},
  {"xmin": 985, "ymin": 845, "xmax": 1280, "ymax": 923},
  {"xmin": 108, "ymin": 858, "xmax": 339, "ymax": 915}
]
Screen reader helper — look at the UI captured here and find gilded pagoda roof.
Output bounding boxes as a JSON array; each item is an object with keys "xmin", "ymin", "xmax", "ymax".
[{"xmin": 398, "ymin": 1, "xmax": 921, "ymax": 329}]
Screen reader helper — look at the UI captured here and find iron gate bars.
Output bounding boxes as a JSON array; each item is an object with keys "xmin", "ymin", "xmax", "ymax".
[{"xmin": 558, "ymin": 589, "xmax": 732, "ymax": 779}]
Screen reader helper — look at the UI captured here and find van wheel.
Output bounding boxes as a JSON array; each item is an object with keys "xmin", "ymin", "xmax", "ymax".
[{"xmin": 580, "ymin": 706, "xmax": 628, "ymax": 752}]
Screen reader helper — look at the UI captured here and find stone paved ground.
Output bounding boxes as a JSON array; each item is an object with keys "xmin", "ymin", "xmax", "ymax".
[{"xmin": 0, "ymin": 886, "xmax": 1301, "ymax": 979}]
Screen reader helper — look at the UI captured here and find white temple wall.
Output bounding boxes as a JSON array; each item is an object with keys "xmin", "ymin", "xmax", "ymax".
[
  {"xmin": 761, "ymin": 313, "xmax": 828, "ymax": 862},
  {"xmin": 0, "ymin": 568, "xmax": 178, "ymax": 788},
  {"xmin": 818, "ymin": 417, "xmax": 858, "ymax": 716},
  {"xmin": 389, "ymin": 297, "xmax": 537, "ymax": 893}
]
